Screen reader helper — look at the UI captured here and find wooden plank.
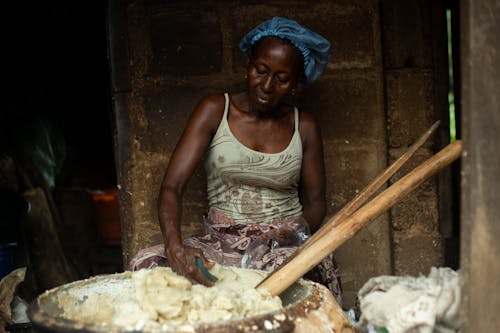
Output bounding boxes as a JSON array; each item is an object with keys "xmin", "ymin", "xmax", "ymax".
[{"xmin": 460, "ymin": 0, "xmax": 500, "ymax": 331}]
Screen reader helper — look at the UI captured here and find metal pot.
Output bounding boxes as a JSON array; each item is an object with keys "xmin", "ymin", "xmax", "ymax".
[{"xmin": 28, "ymin": 272, "xmax": 353, "ymax": 333}]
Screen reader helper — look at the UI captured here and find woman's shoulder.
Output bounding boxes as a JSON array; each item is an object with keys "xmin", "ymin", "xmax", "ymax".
[
  {"xmin": 298, "ymin": 110, "xmax": 322, "ymax": 145},
  {"xmin": 195, "ymin": 94, "xmax": 226, "ymax": 114},
  {"xmin": 298, "ymin": 110, "xmax": 320, "ymax": 131},
  {"xmin": 190, "ymin": 93, "xmax": 226, "ymax": 131}
]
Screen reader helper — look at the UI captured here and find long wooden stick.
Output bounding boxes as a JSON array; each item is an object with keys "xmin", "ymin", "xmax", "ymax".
[
  {"xmin": 308, "ymin": 122, "xmax": 439, "ymax": 244},
  {"xmin": 272, "ymin": 121, "xmax": 440, "ymax": 269},
  {"xmin": 257, "ymin": 140, "xmax": 462, "ymax": 296}
]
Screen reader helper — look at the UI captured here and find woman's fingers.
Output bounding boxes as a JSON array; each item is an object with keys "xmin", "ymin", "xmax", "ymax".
[
  {"xmin": 185, "ymin": 248, "xmax": 216, "ymax": 286},
  {"xmin": 164, "ymin": 244, "xmax": 216, "ymax": 286},
  {"xmin": 188, "ymin": 261, "xmax": 215, "ymax": 286}
]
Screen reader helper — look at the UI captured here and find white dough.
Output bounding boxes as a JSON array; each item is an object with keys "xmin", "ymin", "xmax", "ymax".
[{"xmin": 58, "ymin": 265, "xmax": 282, "ymax": 330}]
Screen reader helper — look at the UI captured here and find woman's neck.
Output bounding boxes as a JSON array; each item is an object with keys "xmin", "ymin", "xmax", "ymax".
[{"xmin": 230, "ymin": 91, "xmax": 294, "ymax": 120}]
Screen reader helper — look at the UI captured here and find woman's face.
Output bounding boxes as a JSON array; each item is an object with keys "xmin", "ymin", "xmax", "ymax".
[{"xmin": 247, "ymin": 37, "xmax": 302, "ymax": 113}]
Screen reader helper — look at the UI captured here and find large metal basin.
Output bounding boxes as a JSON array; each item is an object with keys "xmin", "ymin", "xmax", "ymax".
[{"xmin": 28, "ymin": 271, "xmax": 353, "ymax": 333}]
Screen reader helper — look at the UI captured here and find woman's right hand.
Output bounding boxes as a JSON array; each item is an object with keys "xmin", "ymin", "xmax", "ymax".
[{"xmin": 164, "ymin": 242, "xmax": 215, "ymax": 286}]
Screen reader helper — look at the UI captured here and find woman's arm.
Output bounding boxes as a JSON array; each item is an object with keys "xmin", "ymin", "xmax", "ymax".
[
  {"xmin": 299, "ymin": 112, "xmax": 326, "ymax": 233},
  {"xmin": 158, "ymin": 94, "xmax": 224, "ymax": 285}
]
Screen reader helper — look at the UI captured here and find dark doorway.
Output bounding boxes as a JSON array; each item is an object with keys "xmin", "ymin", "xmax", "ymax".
[{"xmin": 2, "ymin": 1, "xmax": 121, "ymax": 299}]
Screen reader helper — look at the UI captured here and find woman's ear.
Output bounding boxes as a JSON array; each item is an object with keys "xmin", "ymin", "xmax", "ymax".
[{"xmin": 244, "ymin": 59, "xmax": 251, "ymax": 79}]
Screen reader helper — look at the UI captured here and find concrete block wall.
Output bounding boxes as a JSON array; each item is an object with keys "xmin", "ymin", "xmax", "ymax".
[
  {"xmin": 112, "ymin": 0, "xmax": 448, "ymax": 308},
  {"xmin": 381, "ymin": 0, "xmax": 449, "ymax": 276}
]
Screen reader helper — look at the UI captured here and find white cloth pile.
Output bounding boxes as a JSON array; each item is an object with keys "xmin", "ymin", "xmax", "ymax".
[{"xmin": 356, "ymin": 267, "xmax": 461, "ymax": 333}]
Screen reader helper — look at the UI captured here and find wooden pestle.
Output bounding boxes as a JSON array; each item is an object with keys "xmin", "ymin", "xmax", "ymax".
[
  {"xmin": 257, "ymin": 121, "xmax": 440, "ymax": 279},
  {"xmin": 282, "ymin": 121, "xmax": 440, "ymax": 267},
  {"xmin": 257, "ymin": 140, "xmax": 462, "ymax": 296}
]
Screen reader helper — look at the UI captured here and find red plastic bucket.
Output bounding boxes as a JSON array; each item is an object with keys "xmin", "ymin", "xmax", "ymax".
[{"xmin": 91, "ymin": 190, "xmax": 121, "ymax": 245}]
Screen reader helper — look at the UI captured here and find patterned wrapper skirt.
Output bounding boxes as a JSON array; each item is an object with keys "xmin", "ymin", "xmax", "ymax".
[{"xmin": 129, "ymin": 207, "xmax": 343, "ymax": 305}]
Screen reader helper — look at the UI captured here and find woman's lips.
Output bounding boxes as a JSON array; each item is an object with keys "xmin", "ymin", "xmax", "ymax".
[
  {"xmin": 256, "ymin": 93, "xmax": 271, "ymax": 104},
  {"xmin": 257, "ymin": 97, "xmax": 270, "ymax": 104}
]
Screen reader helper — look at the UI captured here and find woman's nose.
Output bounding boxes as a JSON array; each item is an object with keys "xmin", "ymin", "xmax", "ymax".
[{"xmin": 261, "ymin": 76, "xmax": 274, "ymax": 92}]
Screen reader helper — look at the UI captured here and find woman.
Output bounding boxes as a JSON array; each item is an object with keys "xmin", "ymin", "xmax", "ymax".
[{"xmin": 130, "ymin": 17, "xmax": 341, "ymax": 303}]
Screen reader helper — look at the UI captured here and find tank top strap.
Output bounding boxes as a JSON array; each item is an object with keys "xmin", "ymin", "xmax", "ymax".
[
  {"xmin": 294, "ymin": 107, "xmax": 299, "ymax": 131},
  {"xmin": 223, "ymin": 92, "xmax": 230, "ymax": 120}
]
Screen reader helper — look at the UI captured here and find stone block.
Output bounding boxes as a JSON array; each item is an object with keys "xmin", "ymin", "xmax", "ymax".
[
  {"xmin": 388, "ymin": 147, "xmax": 436, "ymax": 187},
  {"xmin": 386, "ymin": 70, "xmax": 438, "ymax": 148},
  {"xmin": 140, "ymin": 85, "xmax": 225, "ymax": 152},
  {"xmin": 387, "ymin": 148, "xmax": 440, "ymax": 247},
  {"xmin": 127, "ymin": 149, "xmax": 207, "ymax": 259},
  {"xmin": 381, "ymin": 0, "xmax": 433, "ymax": 69},
  {"xmin": 230, "ymin": 4, "xmax": 284, "ymax": 72},
  {"xmin": 388, "ymin": 146, "xmax": 442, "ymax": 276},
  {"xmin": 390, "ymin": 185, "xmax": 439, "ymax": 232},
  {"xmin": 147, "ymin": 8, "xmax": 222, "ymax": 76},
  {"xmin": 231, "ymin": 1, "xmax": 378, "ymax": 73},
  {"xmin": 128, "ymin": 151, "xmax": 166, "ymax": 255},
  {"xmin": 292, "ymin": 3, "xmax": 378, "ymax": 71},
  {"xmin": 323, "ymin": 143, "xmax": 391, "ymax": 308},
  {"xmin": 299, "ymin": 77, "xmax": 384, "ymax": 144},
  {"xmin": 323, "ymin": 143, "xmax": 387, "ymax": 214},
  {"xmin": 335, "ymin": 214, "xmax": 391, "ymax": 307},
  {"xmin": 393, "ymin": 231, "xmax": 443, "ymax": 276}
]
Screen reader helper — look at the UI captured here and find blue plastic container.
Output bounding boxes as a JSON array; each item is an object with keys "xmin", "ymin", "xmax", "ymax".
[{"xmin": 0, "ymin": 242, "xmax": 17, "ymax": 280}]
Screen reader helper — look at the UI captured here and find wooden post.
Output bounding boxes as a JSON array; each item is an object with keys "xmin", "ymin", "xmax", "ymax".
[{"xmin": 460, "ymin": 0, "xmax": 500, "ymax": 330}]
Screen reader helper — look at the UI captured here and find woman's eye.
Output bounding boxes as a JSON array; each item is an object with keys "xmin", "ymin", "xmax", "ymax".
[
  {"xmin": 276, "ymin": 76, "xmax": 290, "ymax": 83},
  {"xmin": 256, "ymin": 68, "xmax": 266, "ymax": 75}
]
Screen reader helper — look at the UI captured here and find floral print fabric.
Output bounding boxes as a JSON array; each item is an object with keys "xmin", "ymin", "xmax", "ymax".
[{"xmin": 130, "ymin": 207, "xmax": 343, "ymax": 305}]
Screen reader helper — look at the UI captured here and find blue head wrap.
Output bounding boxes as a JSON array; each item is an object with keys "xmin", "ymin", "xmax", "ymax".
[{"xmin": 239, "ymin": 17, "xmax": 331, "ymax": 85}]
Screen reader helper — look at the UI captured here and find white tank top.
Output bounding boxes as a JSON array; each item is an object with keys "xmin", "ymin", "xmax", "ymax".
[{"xmin": 204, "ymin": 93, "xmax": 303, "ymax": 224}]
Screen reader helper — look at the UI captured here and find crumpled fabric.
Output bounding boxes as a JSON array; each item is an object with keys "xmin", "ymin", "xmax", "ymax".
[
  {"xmin": 239, "ymin": 16, "xmax": 331, "ymax": 85},
  {"xmin": 0, "ymin": 267, "xmax": 27, "ymax": 332},
  {"xmin": 356, "ymin": 267, "xmax": 461, "ymax": 333}
]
